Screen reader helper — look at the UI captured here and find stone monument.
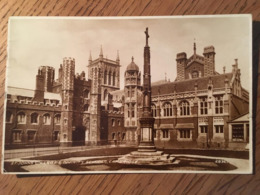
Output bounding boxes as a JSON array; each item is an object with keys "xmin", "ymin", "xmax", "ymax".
[{"xmin": 117, "ymin": 28, "xmax": 175, "ymax": 165}]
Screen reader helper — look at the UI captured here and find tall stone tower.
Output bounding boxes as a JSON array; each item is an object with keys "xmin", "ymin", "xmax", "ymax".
[
  {"xmin": 124, "ymin": 56, "xmax": 142, "ymax": 143},
  {"xmin": 60, "ymin": 57, "xmax": 75, "ymax": 146},
  {"xmin": 89, "ymin": 60, "xmax": 102, "ymax": 144},
  {"xmin": 203, "ymin": 46, "xmax": 215, "ymax": 76},
  {"xmin": 88, "ymin": 47, "xmax": 120, "ymax": 103}
]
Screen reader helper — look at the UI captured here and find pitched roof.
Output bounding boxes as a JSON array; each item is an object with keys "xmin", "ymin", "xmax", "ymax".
[
  {"xmin": 151, "ymin": 73, "xmax": 233, "ymax": 95},
  {"xmin": 7, "ymin": 86, "xmax": 34, "ymax": 97},
  {"xmin": 44, "ymin": 92, "xmax": 61, "ymax": 101},
  {"xmin": 8, "ymin": 86, "xmax": 61, "ymax": 101},
  {"xmin": 229, "ymin": 113, "xmax": 249, "ymax": 122}
]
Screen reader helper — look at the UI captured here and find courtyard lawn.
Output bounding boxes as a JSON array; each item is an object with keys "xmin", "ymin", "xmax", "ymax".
[{"xmin": 4, "ymin": 147, "xmax": 250, "ymax": 173}]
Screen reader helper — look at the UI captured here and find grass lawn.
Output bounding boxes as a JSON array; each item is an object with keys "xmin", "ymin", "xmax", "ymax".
[{"xmin": 4, "ymin": 147, "xmax": 248, "ymax": 172}]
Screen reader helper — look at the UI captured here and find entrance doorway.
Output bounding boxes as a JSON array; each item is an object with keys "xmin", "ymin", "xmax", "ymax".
[{"xmin": 72, "ymin": 126, "xmax": 86, "ymax": 146}]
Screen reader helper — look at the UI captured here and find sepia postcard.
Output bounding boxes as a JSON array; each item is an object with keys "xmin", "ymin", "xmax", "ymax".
[{"xmin": 2, "ymin": 15, "xmax": 253, "ymax": 174}]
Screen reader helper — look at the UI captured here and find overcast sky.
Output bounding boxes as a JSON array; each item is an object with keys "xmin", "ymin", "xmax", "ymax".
[{"xmin": 7, "ymin": 16, "xmax": 251, "ymax": 91}]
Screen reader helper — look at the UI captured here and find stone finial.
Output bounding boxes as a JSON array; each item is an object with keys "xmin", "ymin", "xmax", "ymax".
[
  {"xmin": 89, "ymin": 51, "xmax": 92, "ymax": 61},
  {"xmin": 99, "ymin": 45, "xmax": 103, "ymax": 58},
  {"xmin": 116, "ymin": 50, "xmax": 120, "ymax": 62}
]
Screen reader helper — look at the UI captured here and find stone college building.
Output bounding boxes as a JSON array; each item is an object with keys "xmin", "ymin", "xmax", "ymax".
[{"xmin": 4, "ymin": 30, "xmax": 250, "ymax": 150}]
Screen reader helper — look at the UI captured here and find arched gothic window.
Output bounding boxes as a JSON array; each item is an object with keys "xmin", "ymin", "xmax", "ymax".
[
  {"xmin": 163, "ymin": 102, "xmax": 172, "ymax": 117},
  {"xmin": 180, "ymin": 101, "xmax": 190, "ymax": 116},
  {"xmin": 31, "ymin": 113, "xmax": 38, "ymax": 124},
  {"xmin": 17, "ymin": 112, "xmax": 26, "ymax": 124},
  {"xmin": 43, "ymin": 113, "xmax": 51, "ymax": 125},
  {"xmin": 151, "ymin": 104, "xmax": 157, "ymax": 117},
  {"xmin": 54, "ymin": 114, "xmax": 61, "ymax": 124}
]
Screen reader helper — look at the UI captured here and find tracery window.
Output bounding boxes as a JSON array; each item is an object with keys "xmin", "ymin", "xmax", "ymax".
[
  {"xmin": 163, "ymin": 102, "xmax": 172, "ymax": 117},
  {"xmin": 179, "ymin": 101, "xmax": 190, "ymax": 116}
]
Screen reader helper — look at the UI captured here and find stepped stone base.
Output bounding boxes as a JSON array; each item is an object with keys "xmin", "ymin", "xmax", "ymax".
[{"xmin": 116, "ymin": 150, "xmax": 176, "ymax": 165}]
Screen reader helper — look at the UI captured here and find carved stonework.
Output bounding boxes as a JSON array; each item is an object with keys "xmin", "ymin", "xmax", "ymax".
[{"xmin": 198, "ymin": 117, "xmax": 208, "ymax": 123}]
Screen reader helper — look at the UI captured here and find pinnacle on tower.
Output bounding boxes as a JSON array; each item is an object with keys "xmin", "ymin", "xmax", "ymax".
[
  {"xmin": 116, "ymin": 50, "xmax": 120, "ymax": 62},
  {"xmin": 132, "ymin": 56, "xmax": 134, "ymax": 62},
  {"xmin": 89, "ymin": 51, "xmax": 92, "ymax": 61},
  {"xmin": 235, "ymin": 58, "xmax": 238, "ymax": 66},
  {"xmin": 99, "ymin": 45, "xmax": 103, "ymax": 58},
  {"xmin": 88, "ymin": 51, "xmax": 92, "ymax": 66},
  {"xmin": 232, "ymin": 59, "xmax": 238, "ymax": 73},
  {"xmin": 193, "ymin": 38, "xmax": 196, "ymax": 55}
]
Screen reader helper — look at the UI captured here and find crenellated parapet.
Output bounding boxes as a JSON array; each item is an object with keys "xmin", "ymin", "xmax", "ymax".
[
  {"xmin": 7, "ymin": 99, "xmax": 62, "ymax": 108},
  {"xmin": 102, "ymin": 110, "xmax": 124, "ymax": 115}
]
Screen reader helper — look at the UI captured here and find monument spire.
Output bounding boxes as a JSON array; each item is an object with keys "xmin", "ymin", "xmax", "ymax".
[
  {"xmin": 117, "ymin": 27, "xmax": 175, "ymax": 165},
  {"xmin": 142, "ymin": 27, "xmax": 152, "ymax": 117},
  {"xmin": 138, "ymin": 27, "xmax": 155, "ymax": 152}
]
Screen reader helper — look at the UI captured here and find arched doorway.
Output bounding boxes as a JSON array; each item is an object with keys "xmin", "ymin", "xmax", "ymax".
[{"xmin": 72, "ymin": 126, "xmax": 86, "ymax": 146}]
